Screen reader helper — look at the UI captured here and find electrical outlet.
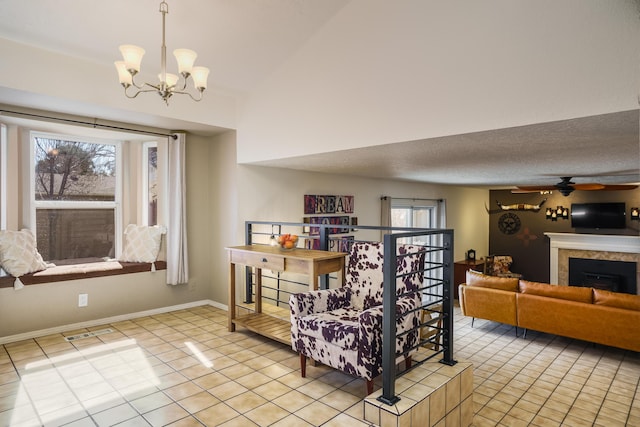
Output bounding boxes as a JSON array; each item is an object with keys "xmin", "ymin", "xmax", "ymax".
[{"xmin": 78, "ymin": 293, "xmax": 88, "ymax": 307}]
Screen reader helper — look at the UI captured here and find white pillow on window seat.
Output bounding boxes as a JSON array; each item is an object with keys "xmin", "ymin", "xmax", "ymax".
[
  {"xmin": 119, "ymin": 224, "xmax": 167, "ymax": 263},
  {"xmin": 0, "ymin": 229, "xmax": 48, "ymax": 277}
]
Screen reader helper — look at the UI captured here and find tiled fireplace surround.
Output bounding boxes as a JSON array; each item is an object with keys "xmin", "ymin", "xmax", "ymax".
[{"xmin": 545, "ymin": 232, "xmax": 640, "ymax": 293}]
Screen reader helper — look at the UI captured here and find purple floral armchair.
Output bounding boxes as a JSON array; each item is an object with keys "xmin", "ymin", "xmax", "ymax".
[{"xmin": 289, "ymin": 241, "xmax": 425, "ymax": 394}]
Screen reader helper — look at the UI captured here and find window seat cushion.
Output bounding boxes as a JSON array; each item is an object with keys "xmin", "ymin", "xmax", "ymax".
[{"xmin": 0, "ymin": 260, "xmax": 167, "ymax": 288}]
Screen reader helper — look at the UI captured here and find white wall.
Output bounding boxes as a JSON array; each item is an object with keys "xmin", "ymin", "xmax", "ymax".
[
  {"xmin": 238, "ymin": 0, "xmax": 639, "ymax": 163},
  {"xmin": 0, "ymin": 37, "xmax": 238, "ymax": 131}
]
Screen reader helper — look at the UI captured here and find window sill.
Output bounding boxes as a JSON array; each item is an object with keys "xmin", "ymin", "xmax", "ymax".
[{"xmin": 0, "ymin": 261, "xmax": 167, "ymax": 289}]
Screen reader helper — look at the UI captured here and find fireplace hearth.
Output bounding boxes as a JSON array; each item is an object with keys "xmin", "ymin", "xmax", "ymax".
[{"xmin": 568, "ymin": 257, "xmax": 637, "ymax": 295}]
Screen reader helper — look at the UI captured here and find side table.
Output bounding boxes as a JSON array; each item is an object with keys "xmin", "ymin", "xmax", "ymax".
[{"xmin": 453, "ymin": 259, "xmax": 485, "ymax": 299}]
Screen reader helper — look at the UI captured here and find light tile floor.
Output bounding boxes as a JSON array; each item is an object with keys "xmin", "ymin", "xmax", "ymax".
[
  {"xmin": 456, "ymin": 314, "xmax": 640, "ymax": 427},
  {"xmin": 0, "ymin": 305, "xmax": 638, "ymax": 426}
]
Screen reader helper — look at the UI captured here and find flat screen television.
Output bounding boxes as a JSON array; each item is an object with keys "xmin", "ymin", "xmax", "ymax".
[{"xmin": 570, "ymin": 202, "xmax": 626, "ymax": 229}]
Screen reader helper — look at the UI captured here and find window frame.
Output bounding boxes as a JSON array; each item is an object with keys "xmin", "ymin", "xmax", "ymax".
[
  {"xmin": 141, "ymin": 141, "xmax": 158, "ymax": 226},
  {"xmin": 390, "ymin": 199, "xmax": 443, "ymax": 229},
  {"xmin": 29, "ymin": 131, "xmax": 124, "ymax": 262}
]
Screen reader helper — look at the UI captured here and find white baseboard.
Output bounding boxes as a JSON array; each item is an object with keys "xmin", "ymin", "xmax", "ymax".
[{"xmin": 0, "ymin": 299, "xmax": 229, "ymax": 345}]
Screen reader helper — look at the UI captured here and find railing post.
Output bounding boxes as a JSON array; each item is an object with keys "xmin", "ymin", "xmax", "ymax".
[
  {"xmin": 378, "ymin": 234, "xmax": 400, "ymax": 405},
  {"xmin": 319, "ymin": 226, "xmax": 330, "ymax": 290},
  {"xmin": 244, "ymin": 222, "xmax": 253, "ymax": 304},
  {"xmin": 440, "ymin": 230, "xmax": 457, "ymax": 366}
]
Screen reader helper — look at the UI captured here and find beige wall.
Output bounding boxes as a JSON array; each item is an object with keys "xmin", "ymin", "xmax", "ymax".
[
  {"xmin": 0, "ymin": 129, "xmax": 217, "ymax": 338},
  {"xmin": 0, "ymin": 127, "xmax": 488, "ymax": 339},
  {"xmin": 227, "ymin": 163, "xmax": 489, "ymax": 302}
]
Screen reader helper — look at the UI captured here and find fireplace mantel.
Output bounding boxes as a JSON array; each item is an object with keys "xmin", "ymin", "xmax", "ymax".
[{"xmin": 545, "ymin": 232, "xmax": 640, "ymax": 286}]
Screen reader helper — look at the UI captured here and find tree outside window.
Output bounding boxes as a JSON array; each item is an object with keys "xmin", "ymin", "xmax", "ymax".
[{"xmin": 33, "ymin": 135, "xmax": 118, "ymax": 263}]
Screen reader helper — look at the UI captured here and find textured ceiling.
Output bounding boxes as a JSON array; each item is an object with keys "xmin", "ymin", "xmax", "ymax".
[{"xmin": 252, "ymin": 110, "xmax": 640, "ymax": 187}]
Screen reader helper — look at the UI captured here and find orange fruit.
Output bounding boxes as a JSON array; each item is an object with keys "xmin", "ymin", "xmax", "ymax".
[{"xmin": 284, "ymin": 240, "xmax": 295, "ymax": 249}]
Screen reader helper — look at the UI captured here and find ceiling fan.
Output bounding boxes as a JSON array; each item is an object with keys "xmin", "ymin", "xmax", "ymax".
[{"xmin": 514, "ymin": 177, "xmax": 639, "ymax": 197}]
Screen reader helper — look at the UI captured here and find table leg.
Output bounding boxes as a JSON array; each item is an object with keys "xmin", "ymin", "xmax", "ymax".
[
  {"xmin": 310, "ymin": 264, "xmax": 318, "ymax": 290},
  {"xmin": 228, "ymin": 262, "xmax": 236, "ymax": 332},
  {"xmin": 255, "ymin": 267, "xmax": 262, "ymax": 314}
]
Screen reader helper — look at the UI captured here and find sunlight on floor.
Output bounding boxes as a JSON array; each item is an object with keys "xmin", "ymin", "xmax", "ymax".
[{"xmin": 14, "ymin": 338, "xmax": 161, "ymax": 426}]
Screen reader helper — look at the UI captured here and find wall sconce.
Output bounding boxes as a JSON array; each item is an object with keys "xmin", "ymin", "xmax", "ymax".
[
  {"xmin": 631, "ymin": 207, "xmax": 640, "ymax": 221},
  {"xmin": 546, "ymin": 206, "xmax": 569, "ymax": 221}
]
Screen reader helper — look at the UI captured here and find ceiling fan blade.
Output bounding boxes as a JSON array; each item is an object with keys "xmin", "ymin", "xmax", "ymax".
[
  {"xmin": 511, "ymin": 189, "xmax": 544, "ymax": 194},
  {"xmin": 515, "ymin": 185, "xmax": 557, "ymax": 191},
  {"xmin": 572, "ymin": 183, "xmax": 605, "ymax": 191},
  {"xmin": 600, "ymin": 184, "xmax": 639, "ymax": 191}
]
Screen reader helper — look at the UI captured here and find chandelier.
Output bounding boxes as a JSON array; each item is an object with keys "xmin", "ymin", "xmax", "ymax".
[{"xmin": 114, "ymin": 1, "xmax": 209, "ymax": 105}]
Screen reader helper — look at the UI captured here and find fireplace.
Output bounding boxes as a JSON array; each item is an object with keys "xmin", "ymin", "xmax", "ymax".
[
  {"xmin": 568, "ymin": 257, "xmax": 637, "ymax": 294},
  {"xmin": 545, "ymin": 233, "xmax": 640, "ymax": 295}
]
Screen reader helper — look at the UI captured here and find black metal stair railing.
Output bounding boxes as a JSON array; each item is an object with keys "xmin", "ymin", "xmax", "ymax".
[
  {"xmin": 378, "ymin": 229, "xmax": 455, "ymax": 405},
  {"xmin": 242, "ymin": 220, "xmax": 455, "ymax": 405}
]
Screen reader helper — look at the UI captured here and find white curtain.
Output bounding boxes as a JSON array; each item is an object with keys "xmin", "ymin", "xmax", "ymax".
[{"xmin": 166, "ymin": 133, "xmax": 189, "ymax": 285}]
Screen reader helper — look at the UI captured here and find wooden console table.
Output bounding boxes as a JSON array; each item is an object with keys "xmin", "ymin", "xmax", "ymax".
[{"xmin": 227, "ymin": 245, "xmax": 347, "ymax": 344}]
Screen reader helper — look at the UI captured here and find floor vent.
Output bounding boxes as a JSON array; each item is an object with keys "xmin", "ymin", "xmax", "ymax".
[{"xmin": 64, "ymin": 328, "xmax": 114, "ymax": 342}]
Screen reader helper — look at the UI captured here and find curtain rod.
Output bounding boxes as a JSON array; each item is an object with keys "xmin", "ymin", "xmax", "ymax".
[
  {"xmin": 0, "ymin": 108, "xmax": 178, "ymax": 140},
  {"xmin": 381, "ymin": 196, "xmax": 444, "ymax": 203}
]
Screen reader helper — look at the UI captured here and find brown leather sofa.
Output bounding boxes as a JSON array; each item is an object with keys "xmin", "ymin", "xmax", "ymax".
[{"xmin": 459, "ymin": 270, "xmax": 640, "ymax": 352}]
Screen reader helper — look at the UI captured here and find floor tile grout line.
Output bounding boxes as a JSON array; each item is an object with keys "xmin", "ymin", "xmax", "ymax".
[
  {"xmin": 2, "ymin": 306, "xmax": 638, "ymax": 427},
  {"xmin": 537, "ymin": 337, "xmax": 602, "ymax": 426},
  {"xmin": 109, "ymin": 314, "xmax": 361, "ymax": 427},
  {"xmin": 466, "ymin": 325, "xmax": 578, "ymax": 425}
]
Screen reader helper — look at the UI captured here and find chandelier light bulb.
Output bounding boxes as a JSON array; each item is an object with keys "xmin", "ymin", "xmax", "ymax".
[
  {"xmin": 159, "ymin": 73, "xmax": 179, "ymax": 88},
  {"xmin": 191, "ymin": 66, "xmax": 210, "ymax": 90},
  {"xmin": 114, "ymin": 61, "xmax": 133, "ymax": 86},
  {"xmin": 119, "ymin": 45, "xmax": 145, "ymax": 73},
  {"xmin": 174, "ymin": 49, "xmax": 198, "ymax": 75}
]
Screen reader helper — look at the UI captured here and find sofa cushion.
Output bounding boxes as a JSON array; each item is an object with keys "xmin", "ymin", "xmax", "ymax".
[
  {"xmin": 465, "ymin": 269, "xmax": 518, "ymax": 292},
  {"xmin": 459, "ymin": 285, "xmax": 518, "ymax": 326},
  {"xmin": 519, "ymin": 280, "xmax": 593, "ymax": 304},
  {"xmin": 593, "ymin": 289, "xmax": 640, "ymax": 311}
]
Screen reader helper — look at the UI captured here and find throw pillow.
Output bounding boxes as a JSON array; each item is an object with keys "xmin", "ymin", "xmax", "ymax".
[
  {"xmin": 119, "ymin": 224, "xmax": 167, "ymax": 263},
  {"xmin": 0, "ymin": 229, "xmax": 48, "ymax": 277}
]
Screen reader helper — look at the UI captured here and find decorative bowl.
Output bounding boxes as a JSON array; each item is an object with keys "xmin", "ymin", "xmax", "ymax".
[{"xmin": 277, "ymin": 234, "xmax": 299, "ymax": 251}]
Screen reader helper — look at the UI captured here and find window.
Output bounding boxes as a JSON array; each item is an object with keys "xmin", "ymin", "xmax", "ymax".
[
  {"xmin": 31, "ymin": 132, "xmax": 121, "ymax": 263},
  {"xmin": 390, "ymin": 198, "xmax": 446, "ymax": 302},
  {"xmin": 142, "ymin": 142, "xmax": 158, "ymax": 226},
  {"xmin": 390, "ymin": 198, "xmax": 444, "ymax": 239}
]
